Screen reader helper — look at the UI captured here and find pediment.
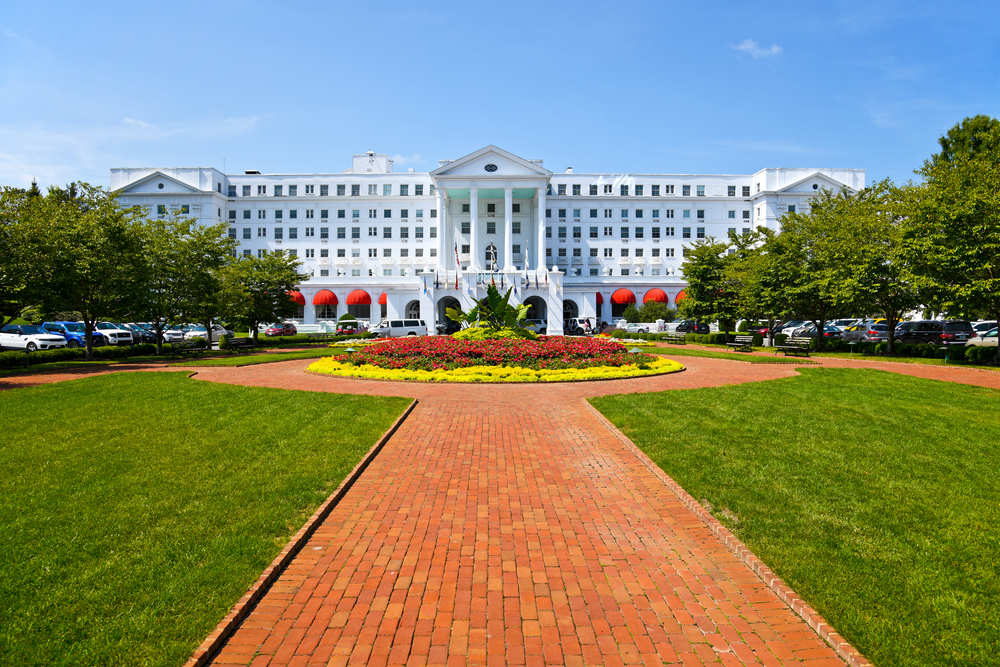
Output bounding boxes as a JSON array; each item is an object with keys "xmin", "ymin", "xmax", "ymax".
[
  {"xmin": 777, "ymin": 172, "xmax": 854, "ymax": 195},
  {"xmin": 114, "ymin": 171, "xmax": 205, "ymax": 195},
  {"xmin": 431, "ymin": 145, "xmax": 552, "ymax": 178}
]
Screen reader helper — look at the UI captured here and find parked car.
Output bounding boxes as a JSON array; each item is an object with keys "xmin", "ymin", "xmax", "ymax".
[
  {"xmin": 0, "ymin": 324, "xmax": 68, "ymax": 351},
  {"xmin": 620, "ymin": 322, "xmax": 650, "ymax": 334},
  {"xmin": 123, "ymin": 323, "xmax": 156, "ymax": 344},
  {"xmin": 265, "ymin": 322, "xmax": 298, "ymax": 337},
  {"xmin": 841, "ymin": 323, "xmax": 889, "ymax": 343},
  {"xmin": 972, "ymin": 321, "xmax": 998, "ymax": 337},
  {"xmin": 94, "ymin": 322, "xmax": 135, "ymax": 346},
  {"xmin": 829, "ymin": 318, "xmax": 860, "ymax": 329},
  {"xmin": 42, "ymin": 321, "xmax": 106, "ymax": 348},
  {"xmin": 565, "ymin": 317, "xmax": 595, "ymax": 335},
  {"xmin": 894, "ymin": 321, "xmax": 919, "ymax": 337},
  {"xmin": 370, "ymin": 319, "xmax": 428, "ymax": 338},
  {"xmin": 521, "ymin": 319, "xmax": 547, "ymax": 335},
  {"xmin": 339, "ymin": 322, "xmax": 364, "ymax": 335},
  {"xmin": 161, "ymin": 326, "xmax": 187, "ymax": 343},
  {"xmin": 184, "ymin": 324, "xmax": 234, "ymax": 343},
  {"xmin": 791, "ymin": 323, "xmax": 843, "ymax": 339},
  {"xmin": 779, "ymin": 320, "xmax": 810, "ymax": 336},
  {"xmin": 895, "ymin": 320, "xmax": 974, "ymax": 346},
  {"xmin": 675, "ymin": 320, "xmax": 709, "ymax": 335},
  {"xmin": 966, "ymin": 328, "xmax": 997, "ymax": 346}
]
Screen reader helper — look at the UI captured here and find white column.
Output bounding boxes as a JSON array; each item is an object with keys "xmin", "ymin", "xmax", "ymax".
[
  {"xmin": 504, "ymin": 187, "xmax": 514, "ymax": 271},
  {"xmin": 469, "ymin": 186, "xmax": 479, "ymax": 269},
  {"xmin": 436, "ymin": 187, "xmax": 447, "ymax": 269},
  {"xmin": 536, "ymin": 185, "xmax": 547, "ymax": 270}
]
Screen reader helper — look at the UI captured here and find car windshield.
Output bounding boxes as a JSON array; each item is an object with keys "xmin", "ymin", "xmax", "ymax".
[
  {"xmin": 188, "ymin": 326, "xmax": 206, "ymax": 332},
  {"xmin": 944, "ymin": 322, "xmax": 973, "ymax": 332},
  {"xmin": 21, "ymin": 325, "xmax": 47, "ymax": 335},
  {"xmin": 63, "ymin": 323, "xmax": 85, "ymax": 332},
  {"xmin": 96, "ymin": 323, "xmax": 116, "ymax": 330}
]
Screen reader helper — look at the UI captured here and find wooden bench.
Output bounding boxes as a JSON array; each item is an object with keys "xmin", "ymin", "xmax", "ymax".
[
  {"xmin": 227, "ymin": 338, "xmax": 261, "ymax": 354},
  {"xmin": 171, "ymin": 341, "xmax": 207, "ymax": 358},
  {"xmin": 663, "ymin": 333, "xmax": 687, "ymax": 345},
  {"xmin": 774, "ymin": 336, "xmax": 812, "ymax": 357},
  {"xmin": 726, "ymin": 335, "xmax": 755, "ymax": 352},
  {"xmin": 307, "ymin": 333, "xmax": 339, "ymax": 344}
]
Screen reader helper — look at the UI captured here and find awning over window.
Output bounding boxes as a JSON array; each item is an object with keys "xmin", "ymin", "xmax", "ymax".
[
  {"xmin": 675, "ymin": 290, "xmax": 688, "ymax": 305},
  {"xmin": 596, "ymin": 292, "xmax": 604, "ymax": 304},
  {"xmin": 312, "ymin": 289, "xmax": 337, "ymax": 305},
  {"xmin": 643, "ymin": 288, "xmax": 669, "ymax": 304},
  {"xmin": 611, "ymin": 289, "xmax": 636, "ymax": 305},
  {"xmin": 346, "ymin": 289, "xmax": 371, "ymax": 305},
  {"xmin": 288, "ymin": 290, "xmax": 306, "ymax": 306},
  {"xmin": 378, "ymin": 292, "xmax": 387, "ymax": 305}
]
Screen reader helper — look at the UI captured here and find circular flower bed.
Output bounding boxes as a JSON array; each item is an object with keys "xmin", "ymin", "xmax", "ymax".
[{"xmin": 307, "ymin": 336, "xmax": 683, "ymax": 383}]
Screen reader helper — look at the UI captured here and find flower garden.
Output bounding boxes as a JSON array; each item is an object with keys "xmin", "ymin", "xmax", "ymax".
[{"xmin": 308, "ymin": 336, "xmax": 683, "ymax": 383}]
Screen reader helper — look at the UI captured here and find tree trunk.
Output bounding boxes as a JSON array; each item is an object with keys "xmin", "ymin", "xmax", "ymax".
[
  {"xmin": 203, "ymin": 319, "xmax": 213, "ymax": 350},
  {"xmin": 84, "ymin": 318, "xmax": 95, "ymax": 361},
  {"xmin": 154, "ymin": 323, "xmax": 164, "ymax": 355},
  {"xmin": 886, "ymin": 311, "xmax": 899, "ymax": 356}
]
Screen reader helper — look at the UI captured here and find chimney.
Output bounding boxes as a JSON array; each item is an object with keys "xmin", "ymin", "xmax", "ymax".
[{"xmin": 566, "ymin": 167, "xmax": 573, "ymax": 174}]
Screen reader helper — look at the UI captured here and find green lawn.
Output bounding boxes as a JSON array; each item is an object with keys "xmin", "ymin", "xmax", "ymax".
[
  {"xmin": 172, "ymin": 347, "xmax": 342, "ymax": 367},
  {"xmin": 638, "ymin": 346, "xmax": 810, "ymax": 364},
  {"xmin": 0, "ymin": 373, "xmax": 411, "ymax": 667},
  {"xmin": 591, "ymin": 368, "xmax": 1000, "ymax": 667}
]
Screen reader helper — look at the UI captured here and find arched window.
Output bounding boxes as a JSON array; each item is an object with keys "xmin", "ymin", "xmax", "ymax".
[
  {"xmin": 485, "ymin": 243, "xmax": 498, "ymax": 269},
  {"xmin": 405, "ymin": 301, "xmax": 421, "ymax": 319}
]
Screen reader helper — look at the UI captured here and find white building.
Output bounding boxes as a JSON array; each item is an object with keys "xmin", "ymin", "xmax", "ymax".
[{"xmin": 111, "ymin": 145, "xmax": 864, "ymax": 335}]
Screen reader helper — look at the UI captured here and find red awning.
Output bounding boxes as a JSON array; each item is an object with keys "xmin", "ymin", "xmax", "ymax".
[
  {"xmin": 674, "ymin": 290, "xmax": 688, "ymax": 304},
  {"xmin": 312, "ymin": 289, "xmax": 338, "ymax": 306},
  {"xmin": 611, "ymin": 289, "xmax": 636, "ymax": 305},
  {"xmin": 346, "ymin": 289, "xmax": 372, "ymax": 305},
  {"xmin": 643, "ymin": 288, "xmax": 669, "ymax": 304},
  {"xmin": 596, "ymin": 292, "xmax": 603, "ymax": 304},
  {"xmin": 287, "ymin": 290, "xmax": 306, "ymax": 306},
  {"xmin": 378, "ymin": 292, "xmax": 387, "ymax": 305}
]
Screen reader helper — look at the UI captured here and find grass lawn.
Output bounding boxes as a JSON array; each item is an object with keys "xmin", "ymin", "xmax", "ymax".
[
  {"xmin": 590, "ymin": 367, "xmax": 1000, "ymax": 667},
  {"xmin": 173, "ymin": 347, "xmax": 343, "ymax": 367},
  {"xmin": 638, "ymin": 346, "xmax": 810, "ymax": 364},
  {"xmin": 0, "ymin": 373, "xmax": 411, "ymax": 667}
]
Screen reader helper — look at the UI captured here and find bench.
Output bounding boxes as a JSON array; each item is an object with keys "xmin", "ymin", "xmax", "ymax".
[
  {"xmin": 171, "ymin": 341, "xmax": 207, "ymax": 358},
  {"xmin": 227, "ymin": 338, "xmax": 261, "ymax": 354},
  {"xmin": 307, "ymin": 333, "xmax": 339, "ymax": 344},
  {"xmin": 774, "ymin": 336, "xmax": 812, "ymax": 357},
  {"xmin": 663, "ymin": 333, "xmax": 687, "ymax": 345},
  {"xmin": 726, "ymin": 335, "xmax": 755, "ymax": 352}
]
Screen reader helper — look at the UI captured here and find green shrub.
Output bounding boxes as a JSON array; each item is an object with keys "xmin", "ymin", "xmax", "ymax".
[
  {"xmin": 774, "ymin": 333, "xmax": 789, "ymax": 346},
  {"xmin": 738, "ymin": 321, "xmax": 749, "ymax": 332},
  {"xmin": 942, "ymin": 345, "xmax": 967, "ymax": 361},
  {"xmin": 338, "ymin": 313, "xmax": 358, "ymax": 322},
  {"xmin": 611, "ymin": 330, "xmax": 625, "ymax": 338},
  {"xmin": 452, "ymin": 325, "xmax": 537, "ymax": 341},
  {"xmin": 219, "ymin": 335, "xmax": 232, "ymax": 350},
  {"xmin": 25, "ymin": 348, "xmax": 83, "ymax": 364},
  {"xmin": 751, "ymin": 332, "xmax": 764, "ymax": 347},
  {"xmin": 684, "ymin": 333, "xmax": 697, "ymax": 343},
  {"xmin": 188, "ymin": 337, "xmax": 207, "ymax": 349},
  {"xmin": 966, "ymin": 345, "xmax": 998, "ymax": 364},
  {"xmin": 0, "ymin": 350, "xmax": 28, "ymax": 369}
]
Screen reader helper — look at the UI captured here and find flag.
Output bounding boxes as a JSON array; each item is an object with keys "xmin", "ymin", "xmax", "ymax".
[{"xmin": 454, "ymin": 241, "xmax": 460, "ymax": 289}]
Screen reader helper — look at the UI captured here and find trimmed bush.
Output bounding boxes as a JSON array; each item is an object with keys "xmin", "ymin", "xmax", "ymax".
[
  {"xmin": 738, "ymin": 321, "xmax": 749, "ymax": 332},
  {"xmin": 611, "ymin": 330, "xmax": 625, "ymax": 338},
  {"xmin": 219, "ymin": 334, "xmax": 232, "ymax": 350},
  {"xmin": 0, "ymin": 350, "xmax": 29, "ymax": 369},
  {"xmin": 188, "ymin": 337, "xmax": 208, "ymax": 349},
  {"xmin": 774, "ymin": 333, "xmax": 789, "ymax": 346},
  {"xmin": 752, "ymin": 333, "xmax": 764, "ymax": 347},
  {"xmin": 967, "ymin": 345, "xmax": 998, "ymax": 364}
]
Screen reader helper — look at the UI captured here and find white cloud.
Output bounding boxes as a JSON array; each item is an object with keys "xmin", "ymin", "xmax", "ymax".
[
  {"xmin": 732, "ymin": 39, "xmax": 783, "ymax": 59},
  {"xmin": 390, "ymin": 153, "xmax": 425, "ymax": 165}
]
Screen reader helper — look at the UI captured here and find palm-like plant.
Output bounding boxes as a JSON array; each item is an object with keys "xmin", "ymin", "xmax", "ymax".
[{"xmin": 446, "ymin": 284, "xmax": 529, "ymax": 330}]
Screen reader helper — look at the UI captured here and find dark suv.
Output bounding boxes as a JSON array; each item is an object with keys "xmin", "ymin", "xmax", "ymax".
[
  {"xmin": 675, "ymin": 320, "xmax": 709, "ymax": 335},
  {"xmin": 895, "ymin": 320, "xmax": 974, "ymax": 346}
]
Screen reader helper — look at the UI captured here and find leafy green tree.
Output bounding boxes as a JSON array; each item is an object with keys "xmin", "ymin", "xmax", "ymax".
[
  {"xmin": 927, "ymin": 115, "xmax": 1000, "ymax": 168},
  {"xmin": 26, "ymin": 183, "xmax": 149, "ymax": 359},
  {"xmin": 725, "ymin": 228, "xmax": 784, "ymax": 337},
  {"xmin": 637, "ymin": 301, "xmax": 673, "ymax": 323},
  {"xmin": 222, "ymin": 251, "xmax": 307, "ymax": 341},
  {"xmin": 679, "ymin": 237, "xmax": 739, "ymax": 333},
  {"xmin": 0, "ymin": 186, "xmax": 43, "ymax": 328},
  {"xmin": 908, "ymin": 123, "xmax": 1000, "ymax": 342},
  {"xmin": 621, "ymin": 303, "xmax": 642, "ymax": 323}
]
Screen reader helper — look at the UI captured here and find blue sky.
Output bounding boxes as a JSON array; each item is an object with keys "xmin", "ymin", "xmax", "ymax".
[{"xmin": 1, "ymin": 0, "xmax": 996, "ymax": 190}]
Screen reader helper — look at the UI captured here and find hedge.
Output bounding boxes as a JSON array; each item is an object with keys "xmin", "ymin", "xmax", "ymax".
[
  {"xmin": 254, "ymin": 332, "xmax": 373, "ymax": 347},
  {"xmin": 0, "ymin": 343, "xmax": 163, "ymax": 369}
]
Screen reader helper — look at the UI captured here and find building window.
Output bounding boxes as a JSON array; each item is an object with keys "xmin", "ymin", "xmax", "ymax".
[
  {"xmin": 320, "ymin": 248, "xmax": 328, "ymax": 258},
  {"xmin": 590, "ymin": 209, "xmax": 598, "ymax": 218},
  {"xmin": 462, "ymin": 204, "xmax": 470, "ymax": 213},
  {"xmin": 728, "ymin": 228, "xmax": 737, "ymax": 236},
  {"xmin": 351, "ymin": 269, "xmax": 360, "ymax": 276},
  {"xmin": 256, "ymin": 210, "xmax": 266, "ymax": 219},
  {"xmin": 289, "ymin": 210, "xmax": 299, "ymax": 219},
  {"xmin": 257, "ymin": 227, "xmax": 267, "ymax": 237},
  {"xmin": 289, "ymin": 227, "xmax": 298, "ymax": 239},
  {"xmin": 558, "ymin": 184, "xmax": 566, "ymax": 196},
  {"xmin": 400, "ymin": 227, "xmax": 409, "ymax": 238},
  {"xmin": 743, "ymin": 227, "xmax": 751, "ymax": 235},
  {"xmin": 274, "ymin": 185, "xmax": 283, "ymax": 197},
  {"xmin": 383, "ymin": 248, "xmax": 392, "ymax": 257},
  {"xmin": 665, "ymin": 185, "xmax": 675, "ymax": 194},
  {"xmin": 697, "ymin": 210, "xmax": 705, "ymax": 219},
  {"xmin": 590, "ymin": 226, "xmax": 598, "ymax": 238},
  {"xmin": 573, "ymin": 226, "xmax": 581, "ymax": 239},
  {"xmin": 635, "ymin": 227, "xmax": 644, "ymax": 239},
  {"xmin": 381, "ymin": 184, "xmax": 391, "ymax": 196},
  {"xmin": 743, "ymin": 210, "xmax": 751, "ymax": 220},
  {"xmin": 651, "ymin": 185, "xmax": 660, "ymax": 196},
  {"xmin": 512, "ymin": 244, "xmax": 521, "ymax": 255},
  {"xmin": 590, "ymin": 184, "xmax": 598, "ymax": 195},
  {"xmin": 728, "ymin": 210, "xmax": 736, "ymax": 219},
  {"xmin": 557, "ymin": 208, "xmax": 566, "ymax": 218},
  {"xmin": 415, "ymin": 184, "xmax": 424, "ymax": 196},
  {"xmin": 604, "ymin": 248, "xmax": 613, "ymax": 258},
  {"xmin": 604, "ymin": 226, "xmax": 613, "ymax": 236},
  {"xmin": 788, "ymin": 205, "xmax": 796, "ymax": 213},
  {"xmin": 682, "ymin": 227, "xmax": 691, "ymax": 239},
  {"xmin": 728, "ymin": 186, "xmax": 736, "ymax": 197},
  {"xmin": 462, "ymin": 221, "xmax": 471, "ymax": 235},
  {"xmin": 415, "ymin": 227, "xmax": 423, "ymax": 238},
  {"xmin": 368, "ymin": 209, "xmax": 377, "ymax": 219},
  {"xmin": 572, "ymin": 184, "xmax": 581, "ymax": 196},
  {"xmin": 682, "ymin": 185, "xmax": 691, "ymax": 196},
  {"xmin": 274, "ymin": 228, "xmax": 283, "ymax": 240},
  {"xmin": 697, "ymin": 227, "xmax": 705, "ymax": 238},
  {"xmin": 651, "ymin": 247, "xmax": 660, "ymax": 257},
  {"xmin": 635, "ymin": 248, "xmax": 643, "ymax": 258},
  {"xmin": 558, "ymin": 226, "xmax": 567, "ymax": 239},
  {"xmin": 545, "ymin": 226, "xmax": 552, "ymax": 238},
  {"xmin": 257, "ymin": 185, "xmax": 266, "ymax": 195},
  {"xmin": 512, "ymin": 222, "xmax": 521, "ymax": 234},
  {"xmin": 368, "ymin": 248, "xmax": 377, "ymax": 258},
  {"xmin": 589, "ymin": 247, "xmax": 598, "ymax": 257},
  {"xmin": 383, "ymin": 209, "xmax": 391, "ymax": 218},
  {"xmin": 320, "ymin": 227, "xmax": 329, "ymax": 239},
  {"xmin": 635, "ymin": 209, "xmax": 643, "ymax": 219},
  {"xmin": 652, "ymin": 227, "xmax": 660, "ymax": 239},
  {"xmin": 462, "ymin": 245, "xmax": 471, "ymax": 254},
  {"xmin": 351, "ymin": 185, "xmax": 360, "ymax": 196},
  {"xmin": 228, "ymin": 227, "xmax": 237, "ymax": 239},
  {"xmin": 383, "ymin": 227, "xmax": 392, "ymax": 239},
  {"xmin": 590, "ymin": 268, "xmax": 599, "ymax": 276},
  {"xmin": 430, "ymin": 248, "xmax": 437, "ymax": 257},
  {"xmin": 512, "ymin": 203, "xmax": 520, "ymax": 213},
  {"xmin": 243, "ymin": 210, "xmax": 251, "ymax": 219},
  {"xmin": 620, "ymin": 185, "xmax": 629, "ymax": 196},
  {"xmin": 603, "ymin": 184, "xmax": 613, "ymax": 194},
  {"xmin": 665, "ymin": 248, "xmax": 675, "ymax": 258},
  {"xmin": 274, "ymin": 210, "xmax": 283, "ymax": 220},
  {"xmin": 620, "ymin": 209, "xmax": 628, "ymax": 219},
  {"xmin": 242, "ymin": 228, "xmax": 251, "ymax": 240},
  {"xmin": 604, "ymin": 209, "xmax": 613, "ymax": 218},
  {"xmin": 400, "ymin": 185, "xmax": 409, "ymax": 196},
  {"xmin": 430, "ymin": 227, "xmax": 437, "ymax": 238},
  {"xmin": 635, "ymin": 185, "xmax": 644, "ymax": 196},
  {"xmin": 352, "ymin": 227, "xmax": 360, "ymax": 238},
  {"xmin": 743, "ymin": 186, "xmax": 751, "ymax": 197},
  {"xmin": 415, "ymin": 248, "xmax": 424, "ymax": 257},
  {"xmin": 228, "ymin": 210, "xmax": 237, "ymax": 220},
  {"xmin": 545, "ymin": 248, "xmax": 552, "ymax": 258},
  {"xmin": 558, "ymin": 248, "xmax": 567, "ymax": 258},
  {"xmin": 430, "ymin": 209, "xmax": 438, "ymax": 218},
  {"xmin": 305, "ymin": 227, "xmax": 315, "ymax": 237},
  {"xmin": 620, "ymin": 227, "xmax": 629, "ymax": 239},
  {"xmin": 683, "ymin": 210, "xmax": 691, "ymax": 219},
  {"xmin": 665, "ymin": 227, "xmax": 674, "ymax": 237},
  {"xmin": 400, "ymin": 209, "xmax": 409, "ymax": 219},
  {"xmin": 337, "ymin": 227, "xmax": 346, "ymax": 239},
  {"xmin": 487, "ymin": 221, "xmax": 496, "ymax": 234},
  {"xmin": 367, "ymin": 184, "xmax": 376, "ymax": 195},
  {"xmin": 697, "ymin": 185, "xmax": 705, "ymax": 197}
]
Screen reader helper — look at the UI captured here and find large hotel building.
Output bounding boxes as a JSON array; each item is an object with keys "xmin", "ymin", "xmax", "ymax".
[{"xmin": 111, "ymin": 146, "xmax": 864, "ymax": 335}]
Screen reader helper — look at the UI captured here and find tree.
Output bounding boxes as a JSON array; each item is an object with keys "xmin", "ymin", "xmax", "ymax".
[
  {"xmin": 446, "ymin": 283, "xmax": 528, "ymax": 330},
  {"xmin": 138, "ymin": 213, "xmax": 235, "ymax": 353},
  {"xmin": 724, "ymin": 228, "xmax": 784, "ymax": 335},
  {"xmin": 221, "ymin": 251, "xmax": 307, "ymax": 341},
  {"xmin": 927, "ymin": 115, "xmax": 1000, "ymax": 169},
  {"xmin": 908, "ymin": 123, "xmax": 1000, "ymax": 346},
  {"xmin": 636, "ymin": 301, "xmax": 673, "ymax": 323},
  {"xmin": 25, "ymin": 183, "xmax": 149, "ymax": 360},
  {"xmin": 0, "ymin": 186, "xmax": 43, "ymax": 328},
  {"xmin": 679, "ymin": 237, "xmax": 740, "ymax": 333}
]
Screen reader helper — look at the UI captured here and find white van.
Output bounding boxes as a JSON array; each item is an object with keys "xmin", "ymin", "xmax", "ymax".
[{"xmin": 370, "ymin": 319, "xmax": 428, "ymax": 338}]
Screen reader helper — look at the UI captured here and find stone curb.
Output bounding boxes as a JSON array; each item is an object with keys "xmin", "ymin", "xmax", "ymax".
[
  {"xmin": 582, "ymin": 399, "xmax": 875, "ymax": 667},
  {"xmin": 183, "ymin": 398, "xmax": 419, "ymax": 667}
]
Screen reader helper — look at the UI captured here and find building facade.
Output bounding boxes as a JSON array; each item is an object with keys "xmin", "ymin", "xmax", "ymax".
[{"xmin": 111, "ymin": 145, "xmax": 864, "ymax": 335}]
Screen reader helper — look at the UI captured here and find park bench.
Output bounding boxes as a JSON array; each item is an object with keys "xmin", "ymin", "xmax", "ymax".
[
  {"xmin": 307, "ymin": 333, "xmax": 339, "ymax": 344},
  {"xmin": 227, "ymin": 338, "xmax": 261, "ymax": 355},
  {"xmin": 774, "ymin": 336, "xmax": 812, "ymax": 357},
  {"xmin": 171, "ymin": 341, "xmax": 207, "ymax": 358},
  {"xmin": 726, "ymin": 335, "xmax": 755, "ymax": 352},
  {"xmin": 663, "ymin": 333, "xmax": 687, "ymax": 345}
]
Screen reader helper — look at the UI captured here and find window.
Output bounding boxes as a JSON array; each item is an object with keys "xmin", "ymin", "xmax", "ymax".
[
  {"xmin": 430, "ymin": 209, "xmax": 437, "ymax": 218},
  {"xmin": 179, "ymin": 204, "xmax": 189, "ymax": 214},
  {"xmin": 228, "ymin": 185, "xmax": 237, "ymax": 197},
  {"xmin": 399, "ymin": 248, "xmax": 408, "ymax": 258},
  {"xmin": 305, "ymin": 227, "xmax": 315, "ymax": 237},
  {"xmin": 228, "ymin": 227, "xmax": 237, "ymax": 239},
  {"xmin": 788, "ymin": 205, "xmax": 796, "ymax": 213},
  {"xmin": 320, "ymin": 248, "xmax": 328, "ymax": 258},
  {"xmin": 274, "ymin": 210, "xmax": 283, "ymax": 220},
  {"xmin": 462, "ymin": 203, "xmax": 470, "ymax": 213},
  {"xmin": 369, "ymin": 209, "xmax": 377, "ymax": 219},
  {"xmin": 512, "ymin": 203, "xmax": 520, "ymax": 213},
  {"xmin": 383, "ymin": 269, "xmax": 392, "ymax": 276},
  {"xmin": 512, "ymin": 222, "xmax": 521, "ymax": 234},
  {"xmin": 682, "ymin": 227, "xmax": 691, "ymax": 239},
  {"xmin": 258, "ymin": 210, "xmax": 267, "ymax": 219},
  {"xmin": 590, "ymin": 184, "xmax": 598, "ymax": 195},
  {"xmin": 620, "ymin": 248, "xmax": 629, "ymax": 257},
  {"xmin": 651, "ymin": 248, "xmax": 660, "ymax": 257},
  {"xmin": 620, "ymin": 269, "xmax": 629, "ymax": 276},
  {"xmin": 384, "ymin": 209, "xmax": 391, "ymax": 218},
  {"xmin": 415, "ymin": 184, "xmax": 423, "ymax": 196},
  {"xmin": 400, "ymin": 185, "xmax": 409, "ymax": 196},
  {"xmin": 546, "ymin": 226, "xmax": 552, "ymax": 238},
  {"xmin": 242, "ymin": 249, "xmax": 251, "ymax": 257},
  {"xmin": 337, "ymin": 227, "xmax": 346, "ymax": 239},
  {"xmin": 590, "ymin": 226, "xmax": 598, "ymax": 238},
  {"xmin": 620, "ymin": 185, "xmax": 629, "ymax": 196},
  {"xmin": 318, "ymin": 269, "xmax": 328, "ymax": 277},
  {"xmin": 228, "ymin": 210, "xmax": 236, "ymax": 220},
  {"xmin": 320, "ymin": 227, "xmax": 329, "ymax": 239},
  {"xmin": 651, "ymin": 185, "xmax": 660, "ymax": 196},
  {"xmin": 351, "ymin": 185, "xmax": 360, "ymax": 196},
  {"xmin": 728, "ymin": 210, "xmax": 736, "ymax": 219},
  {"xmin": 558, "ymin": 248, "xmax": 566, "ymax": 258},
  {"xmin": 604, "ymin": 248, "xmax": 613, "ymax": 257},
  {"xmin": 368, "ymin": 184, "xmax": 377, "ymax": 195},
  {"xmin": 430, "ymin": 227, "xmax": 437, "ymax": 238},
  {"xmin": 635, "ymin": 185, "xmax": 644, "ymax": 196},
  {"xmin": 368, "ymin": 248, "xmax": 377, "ymax": 258},
  {"xmin": 352, "ymin": 269, "xmax": 361, "ymax": 276},
  {"xmin": 590, "ymin": 209, "xmax": 598, "ymax": 218},
  {"xmin": 487, "ymin": 221, "xmax": 496, "ymax": 234},
  {"xmin": 635, "ymin": 209, "xmax": 643, "ymax": 219},
  {"xmin": 400, "ymin": 209, "xmax": 408, "ymax": 219},
  {"xmin": 697, "ymin": 227, "xmax": 705, "ymax": 238},
  {"xmin": 512, "ymin": 244, "xmax": 521, "ymax": 255},
  {"xmin": 635, "ymin": 248, "xmax": 643, "ymax": 257},
  {"xmin": 665, "ymin": 248, "xmax": 675, "ymax": 258},
  {"xmin": 287, "ymin": 249, "xmax": 297, "ymax": 258},
  {"xmin": 352, "ymin": 227, "xmax": 360, "ymax": 238},
  {"xmin": 728, "ymin": 186, "xmax": 736, "ymax": 197},
  {"xmin": 290, "ymin": 210, "xmax": 300, "ymax": 219},
  {"xmin": 242, "ymin": 185, "xmax": 251, "ymax": 197},
  {"xmin": 378, "ymin": 184, "xmax": 389, "ymax": 196},
  {"xmin": 545, "ymin": 208, "xmax": 551, "ymax": 218},
  {"xmin": 352, "ymin": 209, "xmax": 360, "ymax": 219},
  {"xmin": 242, "ymin": 227, "xmax": 251, "ymax": 239},
  {"xmin": 743, "ymin": 227, "xmax": 751, "ymax": 235},
  {"xmin": 635, "ymin": 227, "xmax": 644, "ymax": 239},
  {"xmin": 697, "ymin": 185, "xmax": 705, "ymax": 196},
  {"xmin": 572, "ymin": 184, "xmax": 581, "ymax": 196},
  {"xmin": 414, "ymin": 209, "xmax": 422, "ymax": 218},
  {"xmin": 757, "ymin": 183, "xmax": 761, "ymax": 193},
  {"xmin": 383, "ymin": 248, "xmax": 392, "ymax": 257},
  {"xmin": 604, "ymin": 184, "xmax": 613, "ymax": 194},
  {"xmin": 400, "ymin": 227, "xmax": 409, "ymax": 238},
  {"xmin": 461, "ymin": 221, "xmax": 470, "ymax": 235},
  {"xmin": 558, "ymin": 226, "xmax": 566, "ymax": 239},
  {"xmin": 571, "ymin": 209, "xmax": 580, "ymax": 219},
  {"xmin": 429, "ymin": 248, "xmax": 437, "ymax": 257},
  {"xmin": 557, "ymin": 184, "xmax": 566, "ymax": 196},
  {"xmin": 652, "ymin": 210, "xmax": 659, "ymax": 219},
  {"xmin": 573, "ymin": 226, "xmax": 581, "ymax": 239},
  {"xmin": 621, "ymin": 227, "xmax": 629, "ymax": 239},
  {"xmin": 258, "ymin": 185, "xmax": 266, "ymax": 195},
  {"xmin": 682, "ymin": 185, "xmax": 691, "ymax": 196},
  {"xmin": 743, "ymin": 186, "xmax": 751, "ymax": 197},
  {"xmin": 274, "ymin": 228, "xmax": 283, "ymax": 240},
  {"xmin": 415, "ymin": 248, "xmax": 424, "ymax": 257},
  {"xmin": 289, "ymin": 227, "xmax": 298, "ymax": 239},
  {"xmin": 257, "ymin": 227, "xmax": 267, "ymax": 237},
  {"xmin": 589, "ymin": 247, "xmax": 598, "ymax": 257},
  {"xmin": 546, "ymin": 248, "xmax": 552, "ymax": 258},
  {"xmin": 383, "ymin": 227, "xmax": 392, "ymax": 238},
  {"xmin": 243, "ymin": 210, "xmax": 251, "ymax": 219},
  {"xmin": 590, "ymin": 268, "xmax": 599, "ymax": 276},
  {"xmin": 462, "ymin": 245, "xmax": 470, "ymax": 254},
  {"xmin": 258, "ymin": 249, "xmax": 267, "ymax": 258},
  {"xmin": 652, "ymin": 227, "xmax": 660, "ymax": 239},
  {"xmin": 305, "ymin": 185, "xmax": 314, "ymax": 195},
  {"xmin": 697, "ymin": 210, "xmax": 705, "ymax": 219},
  {"xmin": 604, "ymin": 226, "xmax": 613, "ymax": 236},
  {"xmin": 743, "ymin": 210, "xmax": 751, "ymax": 220},
  {"xmin": 558, "ymin": 208, "xmax": 566, "ymax": 218},
  {"xmin": 683, "ymin": 210, "xmax": 691, "ymax": 219},
  {"xmin": 604, "ymin": 209, "xmax": 613, "ymax": 218},
  {"xmin": 415, "ymin": 227, "xmax": 423, "ymax": 238}
]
